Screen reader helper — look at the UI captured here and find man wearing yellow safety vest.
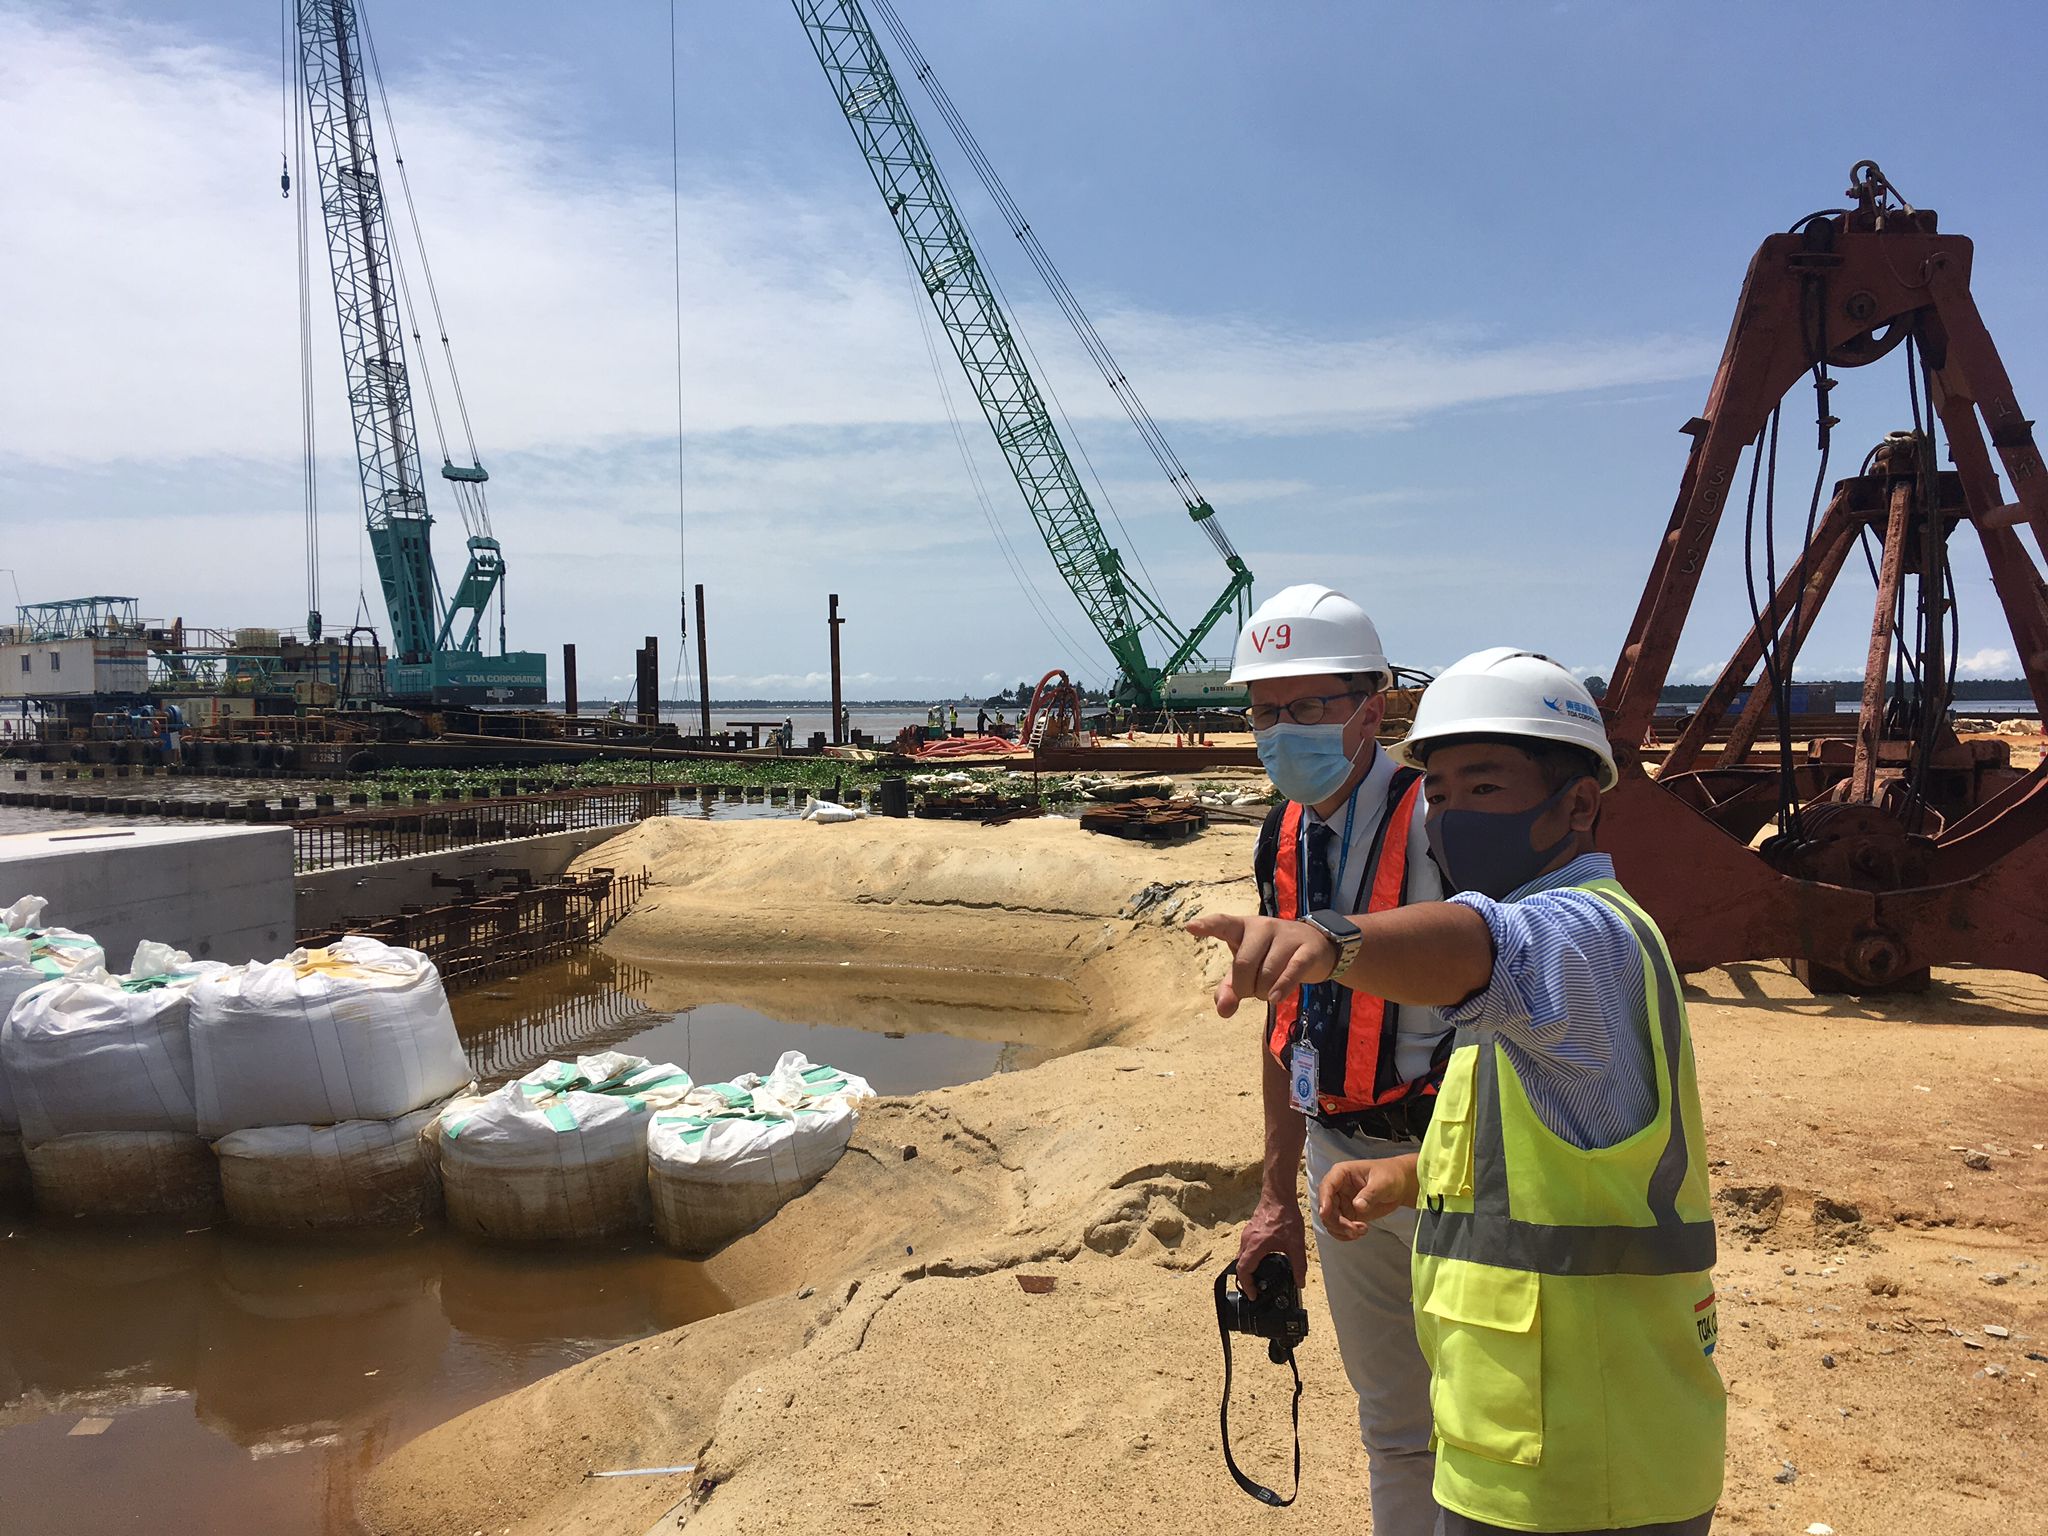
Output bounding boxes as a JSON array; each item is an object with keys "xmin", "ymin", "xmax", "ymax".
[{"xmin": 1193, "ymin": 648, "xmax": 1724, "ymax": 1536}]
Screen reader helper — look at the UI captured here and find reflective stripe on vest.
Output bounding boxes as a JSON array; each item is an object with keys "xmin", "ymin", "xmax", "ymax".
[
  {"xmin": 1410, "ymin": 879, "xmax": 1725, "ymax": 1531},
  {"xmin": 1264, "ymin": 773, "xmax": 1427, "ymax": 1113}
]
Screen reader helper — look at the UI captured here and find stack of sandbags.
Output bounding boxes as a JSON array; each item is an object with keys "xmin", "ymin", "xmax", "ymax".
[
  {"xmin": 648, "ymin": 1051, "xmax": 876, "ymax": 1256},
  {"xmin": 5, "ymin": 953, "xmax": 226, "ymax": 1221},
  {"xmin": 211, "ymin": 1109, "xmax": 443, "ymax": 1231},
  {"xmin": 0, "ymin": 896, "xmax": 111, "ymax": 1207},
  {"xmin": 435, "ymin": 1052, "xmax": 693, "ymax": 1242},
  {"xmin": 191, "ymin": 937, "xmax": 472, "ymax": 1231}
]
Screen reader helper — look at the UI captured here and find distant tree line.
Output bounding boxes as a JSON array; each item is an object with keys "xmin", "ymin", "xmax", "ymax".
[{"xmin": 1650, "ymin": 678, "xmax": 2030, "ymax": 704}]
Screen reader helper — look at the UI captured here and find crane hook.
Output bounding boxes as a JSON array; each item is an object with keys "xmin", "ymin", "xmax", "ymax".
[{"xmin": 280, "ymin": 152, "xmax": 292, "ymax": 199}]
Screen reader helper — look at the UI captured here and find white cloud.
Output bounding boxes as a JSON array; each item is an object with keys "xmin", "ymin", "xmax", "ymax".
[
  {"xmin": 1955, "ymin": 646, "xmax": 2016, "ymax": 679},
  {"xmin": 0, "ymin": 8, "xmax": 1716, "ymax": 469}
]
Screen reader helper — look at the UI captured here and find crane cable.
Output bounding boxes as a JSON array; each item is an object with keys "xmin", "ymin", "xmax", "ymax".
[
  {"xmin": 1740, "ymin": 268, "xmax": 1961, "ymax": 841},
  {"xmin": 1898, "ymin": 333, "xmax": 1958, "ymax": 834},
  {"xmin": 354, "ymin": 2, "xmax": 491, "ymax": 554},
  {"xmin": 283, "ymin": 0, "xmax": 322, "ymax": 636},
  {"xmin": 870, "ymin": 0, "xmax": 1241, "ymax": 569},
  {"xmin": 356, "ymin": 3, "xmax": 482, "ymax": 470},
  {"xmin": 864, "ymin": 0, "xmax": 1167, "ymax": 609},
  {"xmin": 667, "ymin": 0, "xmax": 695, "ymax": 716},
  {"xmin": 896, "ymin": 237, "xmax": 1100, "ymax": 680}
]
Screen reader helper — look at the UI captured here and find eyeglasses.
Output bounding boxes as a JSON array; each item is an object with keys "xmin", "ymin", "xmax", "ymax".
[{"xmin": 1242, "ymin": 690, "xmax": 1370, "ymax": 731}]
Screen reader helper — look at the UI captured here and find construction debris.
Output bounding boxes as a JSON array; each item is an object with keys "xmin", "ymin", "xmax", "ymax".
[{"xmin": 1079, "ymin": 797, "xmax": 1208, "ymax": 842}]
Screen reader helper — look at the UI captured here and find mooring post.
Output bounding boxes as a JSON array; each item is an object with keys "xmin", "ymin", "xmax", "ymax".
[
  {"xmin": 828, "ymin": 593, "xmax": 845, "ymax": 746},
  {"xmin": 563, "ymin": 643, "xmax": 579, "ymax": 717},
  {"xmin": 694, "ymin": 584, "xmax": 712, "ymax": 742},
  {"xmin": 639, "ymin": 636, "xmax": 660, "ymax": 728}
]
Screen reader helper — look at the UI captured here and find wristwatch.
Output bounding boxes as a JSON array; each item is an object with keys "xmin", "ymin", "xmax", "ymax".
[{"xmin": 1302, "ymin": 909, "xmax": 1363, "ymax": 982}]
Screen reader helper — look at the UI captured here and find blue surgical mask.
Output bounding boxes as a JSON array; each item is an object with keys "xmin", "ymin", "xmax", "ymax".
[
  {"xmin": 1255, "ymin": 722, "xmax": 1366, "ymax": 806},
  {"xmin": 1424, "ymin": 782, "xmax": 1580, "ymax": 899}
]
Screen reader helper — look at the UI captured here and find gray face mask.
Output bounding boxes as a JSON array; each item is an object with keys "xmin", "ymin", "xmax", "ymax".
[{"xmin": 1424, "ymin": 781, "xmax": 1583, "ymax": 899}]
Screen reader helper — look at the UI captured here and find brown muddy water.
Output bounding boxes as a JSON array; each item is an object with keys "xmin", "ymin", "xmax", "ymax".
[{"xmin": 0, "ymin": 951, "xmax": 1056, "ymax": 1535}]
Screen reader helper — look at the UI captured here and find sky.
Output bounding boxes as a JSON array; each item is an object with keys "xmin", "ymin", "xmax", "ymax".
[{"xmin": 3, "ymin": 1, "xmax": 2046, "ymax": 698}]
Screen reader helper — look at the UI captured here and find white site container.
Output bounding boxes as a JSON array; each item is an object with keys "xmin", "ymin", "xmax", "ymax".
[
  {"xmin": 213, "ymin": 1106, "xmax": 443, "ymax": 1232},
  {"xmin": 647, "ymin": 1054, "xmax": 874, "ymax": 1256},
  {"xmin": 190, "ymin": 936, "xmax": 471, "ymax": 1136},
  {"xmin": 26, "ymin": 1130, "xmax": 222, "ymax": 1221},
  {"xmin": 3, "ymin": 967, "xmax": 222, "ymax": 1144},
  {"xmin": 435, "ymin": 1054, "xmax": 693, "ymax": 1243}
]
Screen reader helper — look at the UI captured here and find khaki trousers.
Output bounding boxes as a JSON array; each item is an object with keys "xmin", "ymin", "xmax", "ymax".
[{"xmin": 1306, "ymin": 1119, "xmax": 1441, "ymax": 1536}]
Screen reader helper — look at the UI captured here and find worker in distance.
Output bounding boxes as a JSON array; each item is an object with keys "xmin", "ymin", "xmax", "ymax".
[
  {"xmin": 1192, "ymin": 649, "xmax": 1725, "ymax": 1536},
  {"xmin": 1216, "ymin": 583, "xmax": 1452, "ymax": 1536}
]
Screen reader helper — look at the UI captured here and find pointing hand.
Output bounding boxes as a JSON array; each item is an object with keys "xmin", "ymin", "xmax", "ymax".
[{"xmin": 1185, "ymin": 912, "xmax": 1338, "ymax": 1019}]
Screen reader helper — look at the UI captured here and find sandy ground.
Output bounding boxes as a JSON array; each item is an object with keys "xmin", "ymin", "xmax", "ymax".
[{"xmin": 357, "ymin": 816, "xmax": 2048, "ymax": 1536}]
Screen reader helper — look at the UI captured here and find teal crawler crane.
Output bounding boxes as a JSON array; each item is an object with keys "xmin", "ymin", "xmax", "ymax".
[
  {"xmin": 795, "ymin": 0, "xmax": 1254, "ymax": 707},
  {"xmin": 293, "ymin": 0, "xmax": 546, "ymax": 704}
]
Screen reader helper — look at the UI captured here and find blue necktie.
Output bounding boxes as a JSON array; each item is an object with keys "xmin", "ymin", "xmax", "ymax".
[{"xmin": 1298, "ymin": 820, "xmax": 1339, "ymax": 1061}]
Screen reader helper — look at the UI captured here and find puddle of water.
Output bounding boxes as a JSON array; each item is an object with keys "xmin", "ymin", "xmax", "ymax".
[
  {"xmin": 452, "ymin": 952, "xmax": 1073, "ymax": 1092},
  {"xmin": 0, "ymin": 1225, "xmax": 724, "ymax": 1536}
]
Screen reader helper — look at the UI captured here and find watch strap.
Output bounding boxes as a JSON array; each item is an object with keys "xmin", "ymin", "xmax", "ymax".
[{"xmin": 1305, "ymin": 908, "xmax": 1363, "ymax": 980}]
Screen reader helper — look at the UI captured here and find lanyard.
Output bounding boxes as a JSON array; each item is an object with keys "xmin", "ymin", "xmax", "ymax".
[{"xmin": 1298, "ymin": 780, "xmax": 1365, "ymax": 908}]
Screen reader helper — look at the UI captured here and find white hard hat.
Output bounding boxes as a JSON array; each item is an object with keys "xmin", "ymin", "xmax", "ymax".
[
  {"xmin": 1392, "ymin": 646, "xmax": 1618, "ymax": 790},
  {"xmin": 1228, "ymin": 584, "xmax": 1391, "ymax": 687}
]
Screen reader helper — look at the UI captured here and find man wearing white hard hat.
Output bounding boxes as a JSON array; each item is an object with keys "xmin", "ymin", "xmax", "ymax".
[
  {"xmin": 1194, "ymin": 648, "xmax": 1724, "ymax": 1536},
  {"xmin": 1213, "ymin": 582, "xmax": 1451, "ymax": 1536}
]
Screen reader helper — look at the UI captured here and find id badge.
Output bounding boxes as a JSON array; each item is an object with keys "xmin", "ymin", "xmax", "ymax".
[{"xmin": 1288, "ymin": 1041, "xmax": 1319, "ymax": 1114}]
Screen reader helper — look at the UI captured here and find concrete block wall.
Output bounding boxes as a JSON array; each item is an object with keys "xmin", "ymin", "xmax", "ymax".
[{"xmin": 0, "ymin": 825, "xmax": 295, "ymax": 967}]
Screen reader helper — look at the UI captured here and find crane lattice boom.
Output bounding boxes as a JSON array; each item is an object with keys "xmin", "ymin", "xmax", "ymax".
[{"xmin": 795, "ymin": 0, "xmax": 1250, "ymax": 703}]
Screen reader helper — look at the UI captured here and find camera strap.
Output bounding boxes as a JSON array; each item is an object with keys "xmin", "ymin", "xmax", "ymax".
[{"xmin": 1214, "ymin": 1263, "xmax": 1302, "ymax": 1507}]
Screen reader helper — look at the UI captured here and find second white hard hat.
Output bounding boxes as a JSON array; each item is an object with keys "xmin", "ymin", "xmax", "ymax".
[
  {"xmin": 1228, "ymin": 584, "xmax": 1391, "ymax": 687},
  {"xmin": 1392, "ymin": 646, "xmax": 1619, "ymax": 790}
]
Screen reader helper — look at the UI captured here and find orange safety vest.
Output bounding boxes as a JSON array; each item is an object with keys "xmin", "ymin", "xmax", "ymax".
[{"xmin": 1256, "ymin": 769, "xmax": 1435, "ymax": 1116}]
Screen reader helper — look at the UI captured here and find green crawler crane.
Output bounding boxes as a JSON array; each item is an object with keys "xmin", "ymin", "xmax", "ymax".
[{"xmin": 795, "ymin": 0, "xmax": 1254, "ymax": 706}]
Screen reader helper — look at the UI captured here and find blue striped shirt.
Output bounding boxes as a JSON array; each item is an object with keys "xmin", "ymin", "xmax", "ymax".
[{"xmin": 1440, "ymin": 852, "xmax": 1659, "ymax": 1151}]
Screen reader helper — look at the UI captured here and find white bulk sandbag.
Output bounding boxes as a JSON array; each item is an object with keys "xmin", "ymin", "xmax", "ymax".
[
  {"xmin": 514, "ymin": 1051, "xmax": 691, "ymax": 1102},
  {"xmin": 5, "ymin": 969, "xmax": 220, "ymax": 1143},
  {"xmin": 436, "ymin": 1056, "xmax": 693, "ymax": 1242},
  {"xmin": 0, "ymin": 928, "xmax": 113, "ymax": 1134},
  {"xmin": 0, "ymin": 895, "xmax": 49, "ymax": 933},
  {"xmin": 26, "ymin": 1131, "xmax": 222, "ymax": 1221},
  {"xmin": 752, "ymin": 1051, "xmax": 875, "ymax": 1113},
  {"xmin": 190, "ymin": 936, "xmax": 471, "ymax": 1135},
  {"xmin": 0, "ymin": 1133, "xmax": 27, "ymax": 1210},
  {"xmin": 648, "ymin": 1091, "xmax": 861, "ymax": 1256},
  {"xmin": 800, "ymin": 796, "xmax": 865, "ymax": 823},
  {"xmin": 127, "ymin": 939, "xmax": 191, "ymax": 978},
  {"xmin": 214, "ymin": 1106, "xmax": 442, "ymax": 1232}
]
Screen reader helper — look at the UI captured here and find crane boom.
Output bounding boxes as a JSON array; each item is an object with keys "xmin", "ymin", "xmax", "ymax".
[
  {"xmin": 294, "ymin": 0, "xmax": 544, "ymax": 704},
  {"xmin": 795, "ymin": 0, "xmax": 1250, "ymax": 704}
]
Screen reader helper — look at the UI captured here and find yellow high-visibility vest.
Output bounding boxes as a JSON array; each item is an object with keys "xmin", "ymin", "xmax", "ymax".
[{"xmin": 1411, "ymin": 877, "xmax": 1725, "ymax": 1532}]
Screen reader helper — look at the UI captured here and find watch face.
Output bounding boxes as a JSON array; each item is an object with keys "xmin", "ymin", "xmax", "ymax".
[{"xmin": 1311, "ymin": 910, "xmax": 1359, "ymax": 941}]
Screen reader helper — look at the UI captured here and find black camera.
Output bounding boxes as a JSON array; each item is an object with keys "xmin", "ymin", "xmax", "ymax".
[
  {"xmin": 1214, "ymin": 1253, "xmax": 1310, "ymax": 1506},
  {"xmin": 1218, "ymin": 1252, "xmax": 1310, "ymax": 1364}
]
